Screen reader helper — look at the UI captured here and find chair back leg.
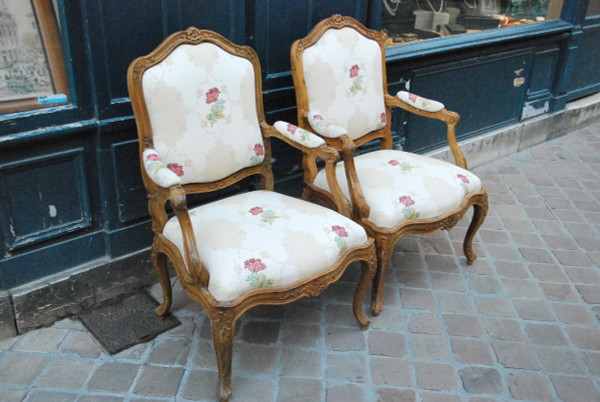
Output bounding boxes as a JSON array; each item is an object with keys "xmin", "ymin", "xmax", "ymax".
[
  {"xmin": 152, "ymin": 244, "xmax": 173, "ymax": 317},
  {"xmin": 463, "ymin": 193, "xmax": 489, "ymax": 264},
  {"xmin": 354, "ymin": 252, "xmax": 377, "ymax": 329},
  {"xmin": 370, "ymin": 236, "xmax": 395, "ymax": 316}
]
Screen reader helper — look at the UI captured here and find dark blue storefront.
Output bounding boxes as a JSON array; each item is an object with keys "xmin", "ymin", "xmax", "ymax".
[{"xmin": 1, "ymin": 0, "xmax": 599, "ymax": 290}]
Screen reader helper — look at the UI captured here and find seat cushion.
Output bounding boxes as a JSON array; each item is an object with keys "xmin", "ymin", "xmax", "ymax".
[
  {"xmin": 163, "ymin": 191, "xmax": 369, "ymax": 302},
  {"xmin": 313, "ymin": 150, "xmax": 482, "ymax": 229}
]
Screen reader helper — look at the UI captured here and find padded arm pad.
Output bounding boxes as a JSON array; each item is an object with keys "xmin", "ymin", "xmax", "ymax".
[
  {"xmin": 396, "ymin": 91, "xmax": 445, "ymax": 113},
  {"xmin": 307, "ymin": 111, "xmax": 348, "ymax": 138},
  {"xmin": 273, "ymin": 121, "xmax": 326, "ymax": 148},
  {"xmin": 142, "ymin": 149, "xmax": 182, "ymax": 188}
]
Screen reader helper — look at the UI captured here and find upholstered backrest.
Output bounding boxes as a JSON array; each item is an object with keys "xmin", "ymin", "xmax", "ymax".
[
  {"xmin": 142, "ymin": 43, "xmax": 264, "ymax": 184},
  {"xmin": 301, "ymin": 27, "xmax": 386, "ymax": 140}
]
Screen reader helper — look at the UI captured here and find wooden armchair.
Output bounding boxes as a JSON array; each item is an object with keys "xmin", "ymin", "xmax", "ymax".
[
  {"xmin": 290, "ymin": 15, "xmax": 488, "ymax": 315},
  {"xmin": 127, "ymin": 28, "xmax": 376, "ymax": 402}
]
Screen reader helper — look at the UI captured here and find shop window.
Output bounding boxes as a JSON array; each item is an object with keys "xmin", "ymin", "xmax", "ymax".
[
  {"xmin": 381, "ymin": 0, "xmax": 564, "ymax": 46},
  {"xmin": 0, "ymin": 0, "xmax": 69, "ymax": 113}
]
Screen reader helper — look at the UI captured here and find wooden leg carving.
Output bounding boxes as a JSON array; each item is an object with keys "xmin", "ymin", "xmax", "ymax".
[
  {"xmin": 464, "ymin": 196, "xmax": 489, "ymax": 265},
  {"xmin": 353, "ymin": 255, "xmax": 376, "ymax": 330},
  {"xmin": 152, "ymin": 244, "xmax": 172, "ymax": 317},
  {"xmin": 371, "ymin": 238, "xmax": 394, "ymax": 316},
  {"xmin": 211, "ymin": 310, "xmax": 236, "ymax": 402}
]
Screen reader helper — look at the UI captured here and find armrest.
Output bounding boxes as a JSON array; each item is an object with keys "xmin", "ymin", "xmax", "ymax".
[
  {"xmin": 307, "ymin": 111, "xmax": 348, "ymax": 138},
  {"xmin": 385, "ymin": 92, "xmax": 466, "ymax": 168},
  {"xmin": 143, "ymin": 149, "xmax": 182, "ymax": 188},
  {"xmin": 169, "ymin": 186, "xmax": 210, "ymax": 287},
  {"xmin": 273, "ymin": 121, "xmax": 326, "ymax": 148}
]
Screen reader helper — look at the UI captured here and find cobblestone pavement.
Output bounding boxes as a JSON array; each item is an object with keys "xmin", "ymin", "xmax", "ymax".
[{"xmin": 1, "ymin": 123, "xmax": 600, "ymax": 402}]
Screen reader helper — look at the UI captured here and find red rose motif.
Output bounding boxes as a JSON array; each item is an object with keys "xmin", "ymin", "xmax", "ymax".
[
  {"xmin": 244, "ymin": 258, "xmax": 266, "ymax": 273},
  {"xmin": 146, "ymin": 154, "xmax": 160, "ymax": 161},
  {"xmin": 399, "ymin": 195, "xmax": 415, "ymax": 207},
  {"xmin": 313, "ymin": 114, "xmax": 324, "ymax": 121},
  {"xmin": 457, "ymin": 174, "xmax": 470, "ymax": 184},
  {"xmin": 249, "ymin": 206, "xmax": 263, "ymax": 215},
  {"xmin": 408, "ymin": 92, "xmax": 418, "ymax": 103},
  {"xmin": 205, "ymin": 87, "xmax": 220, "ymax": 104},
  {"xmin": 287, "ymin": 123, "xmax": 298, "ymax": 134},
  {"xmin": 254, "ymin": 143, "xmax": 264, "ymax": 156},
  {"xmin": 388, "ymin": 160, "xmax": 399, "ymax": 166},
  {"xmin": 349, "ymin": 64, "xmax": 360, "ymax": 78},
  {"xmin": 167, "ymin": 163, "xmax": 184, "ymax": 176},
  {"xmin": 380, "ymin": 112, "xmax": 386, "ymax": 124},
  {"xmin": 332, "ymin": 225, "xmax": 349, "ymax": 238}
]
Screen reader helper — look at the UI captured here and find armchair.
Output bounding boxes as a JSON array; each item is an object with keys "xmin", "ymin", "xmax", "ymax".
[
  {"xmin": 290, "ymin": 15, "xmax": 488, "ymax": 315},
  {"xmin": 127, "ymin": 28, "xmax": 376, "ymax": 402}
]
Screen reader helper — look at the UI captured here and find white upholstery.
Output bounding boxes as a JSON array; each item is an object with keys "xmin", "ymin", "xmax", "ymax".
[
  {"xmin": 273, "ymin": 121, "xmax": 326, "ymax": 148},
  {"xmin": 307, "ymin": 110, "xmax": 348, "ymax": 138},
  {"xmin": 143, "ymin": 149, "xmax": 182, "ymax": 188},
  {"xmin": 302, "ymin": 28, "xmax": 387, "ymax": 140},
  {"xmin": 163, "ymin": 190, "xmax": 369, "ymax": 302},
  {"xmin": 313, "ymin": 150, "xmax": 482, "ymax": 229},
  {"xmin": 142, "ymin": 43, "xmax": 265, "ymax": 184},
  {"xmin": 397, "ymin": 91, "xmax": 445, "ymax": 113}
]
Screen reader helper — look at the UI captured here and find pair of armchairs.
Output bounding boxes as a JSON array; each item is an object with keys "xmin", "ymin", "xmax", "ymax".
[{"xmin": 128, "ymin": 15, "xmax": 487, "ymax": 402}]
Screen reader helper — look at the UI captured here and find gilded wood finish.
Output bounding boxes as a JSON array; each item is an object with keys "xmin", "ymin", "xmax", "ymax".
[
  {"xmin": 127, "ymin": 27, "xmax": 377, "ymax": 402},
  {"xmin": 291, "ymin": 15, "xmax": 489, "ymax": 315}
]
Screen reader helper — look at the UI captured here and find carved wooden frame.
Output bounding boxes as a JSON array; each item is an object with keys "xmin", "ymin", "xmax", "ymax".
[
  {"xmin": 291, "ymin": 15, "xmax": 489, "ymax": 315},
  {"xmin": 127, "ymin": 27, "xmax": 376, "ymax": 402}
]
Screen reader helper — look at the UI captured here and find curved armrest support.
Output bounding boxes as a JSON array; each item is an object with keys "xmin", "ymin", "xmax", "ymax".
[
  {"xmin": 385, "ymin": 93, "xmax": 467, "ymax": 169},
  {"xmin": 396, "ymin": 91, "xmax": 445, "ymax": 113},
  {"xmin": 307, "ymin": 111, "xmax": 348, "ymax": 138},
  {"xmin": 169, "ymin": 186, "xmax": 210, "ymax": 287},
  {"xmin": 339, "ymin": 136, "xmax": 370, "ymax": 221},
  {"xmin": 273, "ymin": 121, "xmax": 326, "ymax": 148},
  {"xmin": 143, "ymin": 149, "xmax": 182, "ymax": 188}
]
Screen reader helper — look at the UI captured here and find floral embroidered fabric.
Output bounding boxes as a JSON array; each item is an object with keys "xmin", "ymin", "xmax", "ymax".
[
  {"xmin": 302, "ymin": 27, "xmax": 387, "ymax": 140},
  {"xmin": 162, "ymin": 190, "xmax": 369, "ymax": 302},
  {"xmin": 307, "ymin": 111, "xmax": 348, "ymax": 138},
  {"xmin": 397, "ymin": 91, "xmax": 445, "ymax": 113},
  {"xmin": 273, "ymin": 121, "xmax": 326, "ymax": 148},
  {"xmin": 141, "ymin": 43, "xmax": 265, "ymax": 184},
  {"xmin": 142, "ymin": 149, "xmax": 182, "ymax": 188},
  {"xmin": 313, "ymin": 150, "xmax": 482, "ymax": 229}
]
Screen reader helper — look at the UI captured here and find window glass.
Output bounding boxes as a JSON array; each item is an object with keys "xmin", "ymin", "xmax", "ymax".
[
  {"xmin": 586, "ymin": 0, "xmax": 600, "ymax": 17},
  {"xmin": 382, "ymin": 0, "xmax": 564, "ymax": 46}
]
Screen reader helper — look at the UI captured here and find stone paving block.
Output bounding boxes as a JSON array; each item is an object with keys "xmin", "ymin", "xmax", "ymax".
[
  {"xmin": 458, "ymin": 367, "xmax": 502, "ymax": 394},
  {"xmin": 283, "ymin": 300, "xmax": 322, "ymax": 323},
  {"xmin": 368, "ymin": 331, "xmax": 406, "ymax": 357},
  {"xmin": 552, "ymin": 302, "xmax": 596, "ymax": 325},
  {"xmin": 467, "ymin": 276, "xmax": 503, "ymax": 295},
  {"xmin": 27, "ymin": 390, "xmax": 77, "ymax": 401},
  {"xmin": 400, "ymin": 288, "xmax": 435, "ymax": 310},
  {"xmin": 425, "ymin": 255, "xmax": 459, "ymax": 272},
  {"xmin": 464, "ymin": 259, "xmax": 494, "ymax": 276},
  {"xmin": 503, "ymin": 279, "xmax": 542, "ymax": 298},
  {"xmin": 408, "ymin": 312, "xmax": 442, "ymax": 334},
  {"xmin": 536, "ymin": 347, "xmax": 586, "ymax": 374},
  {"xmin": 550, "ymin": 375, "xmax": 600, "ymax": 402},
  {"xmin": 0, "ymin": 291, "xmax": 16, "ymax": 340},
  {"xmin": 242, "ymin": 321, "xmax": 280, "ymax": 344},
  {"xmin": 133, "ymin": 366, "xmax": 184, "ymax": 397},
  {"xmin": 282, "ymin": 349, "xmax": 322, "ymax": 378},
  {"xmin": 519, "ymin": 248, "xmax": 555, "ymax": 263},
  {"xmin": 415, "ymin": 362, "xmax": 458, "ymax": 391},
  {"xmin": 376, "ymin": 388, "xmax": 416, "ymax": 402},
  {"xmin": 451, "ymin": 338, "xmax": 494, "ymax": 365},
  {"xmin": 86, "ymin": 362, "xmax": 140, "ymax": 393},
  {"xmin": 38, "ymin": 359, "xmax": 93, "ymax": 389},
  {"xmin": 60, "ymin": 330, "xmax": 102, "ymax": 358},
  {"xmin": 280, "ymin": 378, "xmax": 323, "ymax": 402},
  {"xmin": 479, "ymin": 230, "xmax": 510, "ymax": 244},
  {"xmin": 539, "ymin": 282, "xmax": 580, "ymax": 301},
  {"xmin": 113, "ymin": 342, "xmax": 148, "ymax": 360},
  {"xmin": 235, "ymin": 344, "xmax": 278, "ymax": 373},
  {"xmin": 583, "ymin": 351, "xmax": 600, "ymax": 377},
  {"xmin": 397, "ymin": 270, "xmax": 430, "ymax": 289},
  {"xmin": 484, "ymin": 317, "xmax": 526, "ymax": 341},
  {"xmin": 370, "ymin": 308, "xmax": 404, "ymax": 332},
  {"xmin": 370, "ymin": 357, "xmax": 412, "ymax": 386},
  {"xmin": 553, "ymin": 249, "xmax": 593, "ymax": 267},
  {"xmin": 430, "ymin": 272, "xmax": 467, "ymax": 291},
  {"xmin": 494, "ymin": 261, "xmax": 529, "ymax": 278},
  {"xmin": 326, "ymin": 383, "xmax": 365, "ymax": 402},
  {"xmin": 566, "ymin": 327, "xmax": 600, "ymax": 350},
  {"xmin": 0, "ymin": 353, "xmax": 49, "ymax": 385},
  {"xmin": 232, "ymin": 375, "xmax": 277, "ymax": 401},
  {"xmin": 182, "ymin": 369, "xmax": 218, "ymax": 401},
  {"xmin": 530, "ymin": 263, "xmax": 568, "ymax": 282},
  {"xmin": 327, "ymin": 353, "xmax": 367, "ymax": 381},
  {"xmin": 576, "ymin": 284, "xmax": 600, "ymax": 303},
  {"xmin": 12, "ymin": 327, "xmax": 68, "ymax": 353},
  {"xmin": 511, "ymin": 232, "xmax": 546, "ymax": 247},
  {"xmin": 437, "ymin": 292, "xmax": 477, "ymax": 313},
  {"xmin": 566, "ymin": 267, "xmax": 600, "ymax": 284},
  {"xmin": 190, "ymin": 339, "xmax": 218, "ymax": 368},
  {"xmin": 475, "ymin": 296, "xmax": 514, "ymax": 317},
  {"xmin": 525, "ymin": 323, "xmax": 568, "ymax": 346},
  {"xmin": 512, "ymin": 299, "xmax": 555, "ymax": 321},
  {"xmin": 443, "ymin": 314, "xmax": 482, "ymax": 337},
  {"xmin": 283, "ymin": 323, "xmax": 321, "ymax": 348},
  {"xmin": 327, "ymin": 327, "xmax": 365, "ymax": 351},
  {"xmin": 148, "ymin": 337, "xmax": 192, "ymax": 366},
  {"xmin": 410, "ymin": 335, "xmax": 450, "ymax": 361},
  {"xmin": 507, "ymin": 371, "xmax": 553, "ymax": 401},
  {"xmin": 326, "ymin": 304, "xmax": 360, "ymax": 327},
  {"xmin": 484, "ymin": 244, "xmax": 522, "ymax": 261},
  {"xmin": 492, "ymin": 341, "xmax": 540, "ymax": 369}
]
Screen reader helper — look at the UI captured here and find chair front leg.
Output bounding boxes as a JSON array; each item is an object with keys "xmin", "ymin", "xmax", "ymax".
[
  {"xmin": 464, "ymin": 193, "xmax": 489, "ymax": 264},
  {"xmin": 371, "ymin": 235, "xmax": 395, "ymax": 316},
  {"xmin": 353, "ymin": 252, "xmax": 377, "ymax": 330},
  {"xmin": 152, "ymin": 242, "xmax": 172, "ymax": 317},
  {"xmin": 211, "ymin": 309, "xmax": 236, "ymax": 402}
]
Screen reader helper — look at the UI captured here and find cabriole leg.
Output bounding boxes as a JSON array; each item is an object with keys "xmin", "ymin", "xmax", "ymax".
[
  {"xmin": 211, "ymin": 310, "xmax": 236, "ymax": 402},
  {"xmin": 152, "ymin": 243, "xmax": 172, "ymax": 317},
  {"xmin": 371, "ymin": 237, "xmax": 394, "ymax": 316},
  {"xmin": 464, "ymin": 196, "xmax": 489, "ymax": 264},
  {"xmin": 353, "ymin": 255, "xmax": 376, "ymax": 330}
]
